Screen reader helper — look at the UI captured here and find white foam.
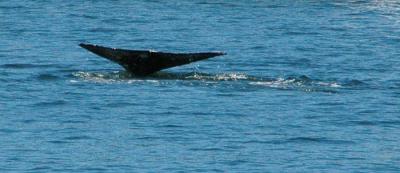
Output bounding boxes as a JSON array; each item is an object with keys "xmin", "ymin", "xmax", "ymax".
[
  {"xmin": 186, "ymin": 73, "xmax": 249, "ymax": 81},
  {"xmin": 316, "ymin": 82, "xmax": 342, "ymax": 88}
]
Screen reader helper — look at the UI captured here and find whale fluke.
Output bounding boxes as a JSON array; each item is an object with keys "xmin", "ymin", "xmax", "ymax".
[{"xmin": 79, "ymin": 43, "xmax": 226, "ymax": 76}]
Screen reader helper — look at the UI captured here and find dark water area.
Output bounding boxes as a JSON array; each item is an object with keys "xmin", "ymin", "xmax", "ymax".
[{"xmin": 1, "ymin": 0, "xmax": 400, "ymax": 172}]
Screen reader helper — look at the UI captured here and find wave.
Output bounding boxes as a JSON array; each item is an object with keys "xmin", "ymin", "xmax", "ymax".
[
  {"xmin": 71, "ymin": 71, "xmax": 366, "ymax": 92},
  {"xmin": 1, "ymin": 63, "xmax": 62, "ymax": 69},
  {"xmin": 71, "ymin": 71, "xmax": 252, "ymax": 83},
  {"xmin": 33, "ymin": 100, "xmax": 67, "ymax": 107},
  {"xmin": 36, "ymin": 74, "xmax": 60, "ymax": 81},
  {"xmin": 286, "ymin": 137, "xmax": 355, "ymax": 145},
  {"xmin": 349, "ymin": 120, "xmax": 400, "ymax": 127}
]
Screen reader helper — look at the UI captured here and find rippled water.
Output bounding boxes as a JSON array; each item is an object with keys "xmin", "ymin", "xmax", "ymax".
[{"xmin": 1, "ymin": 1, "xmax": 400, "ymax": 172}]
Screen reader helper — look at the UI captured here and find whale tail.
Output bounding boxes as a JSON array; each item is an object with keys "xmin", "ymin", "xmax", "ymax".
[{"xmin": 79, "ymin": 43, "xmax": 226, "ymax": 76}]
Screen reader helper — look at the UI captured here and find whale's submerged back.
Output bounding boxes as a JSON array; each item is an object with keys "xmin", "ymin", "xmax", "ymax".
[{"xmin": 79, "ymin": 43, "xmax": 226, "ymax": 76}]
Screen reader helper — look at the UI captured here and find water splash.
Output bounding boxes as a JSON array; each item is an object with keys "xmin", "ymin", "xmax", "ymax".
[
  {"xmin": 72, "ymin": 71, "xmax": 138, "ymax": 83},
  {"xmin": 248, "ymin": 76, "xmax": 343, "ymax": 92},
  {"xmin": 71, "ymin": 71, "xmax": 366, "ymax": 92},
  {"xmin": 185, "ymin": 72, "xmax": 249, "ymax": 81}
]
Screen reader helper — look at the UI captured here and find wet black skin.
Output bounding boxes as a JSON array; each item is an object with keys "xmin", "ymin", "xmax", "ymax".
[{"xmin": 79, "ymin": 43, "xmax": 226, "ymax": 76}]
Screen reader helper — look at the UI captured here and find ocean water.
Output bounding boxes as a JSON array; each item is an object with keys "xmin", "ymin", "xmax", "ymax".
[{"xmin": 1, "ymin": 0, "xmax": 400, "ymax": 172}]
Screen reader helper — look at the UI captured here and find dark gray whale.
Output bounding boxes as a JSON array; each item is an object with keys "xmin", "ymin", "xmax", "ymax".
[{"xmin": 79, "ymin": 43, "xmax": 226, "ymax": 76}]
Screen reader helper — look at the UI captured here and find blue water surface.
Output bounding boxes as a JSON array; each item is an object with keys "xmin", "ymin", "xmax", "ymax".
[{"xmin": 1, "ymin": 1, "xmax": 400, "ymax": 172}]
